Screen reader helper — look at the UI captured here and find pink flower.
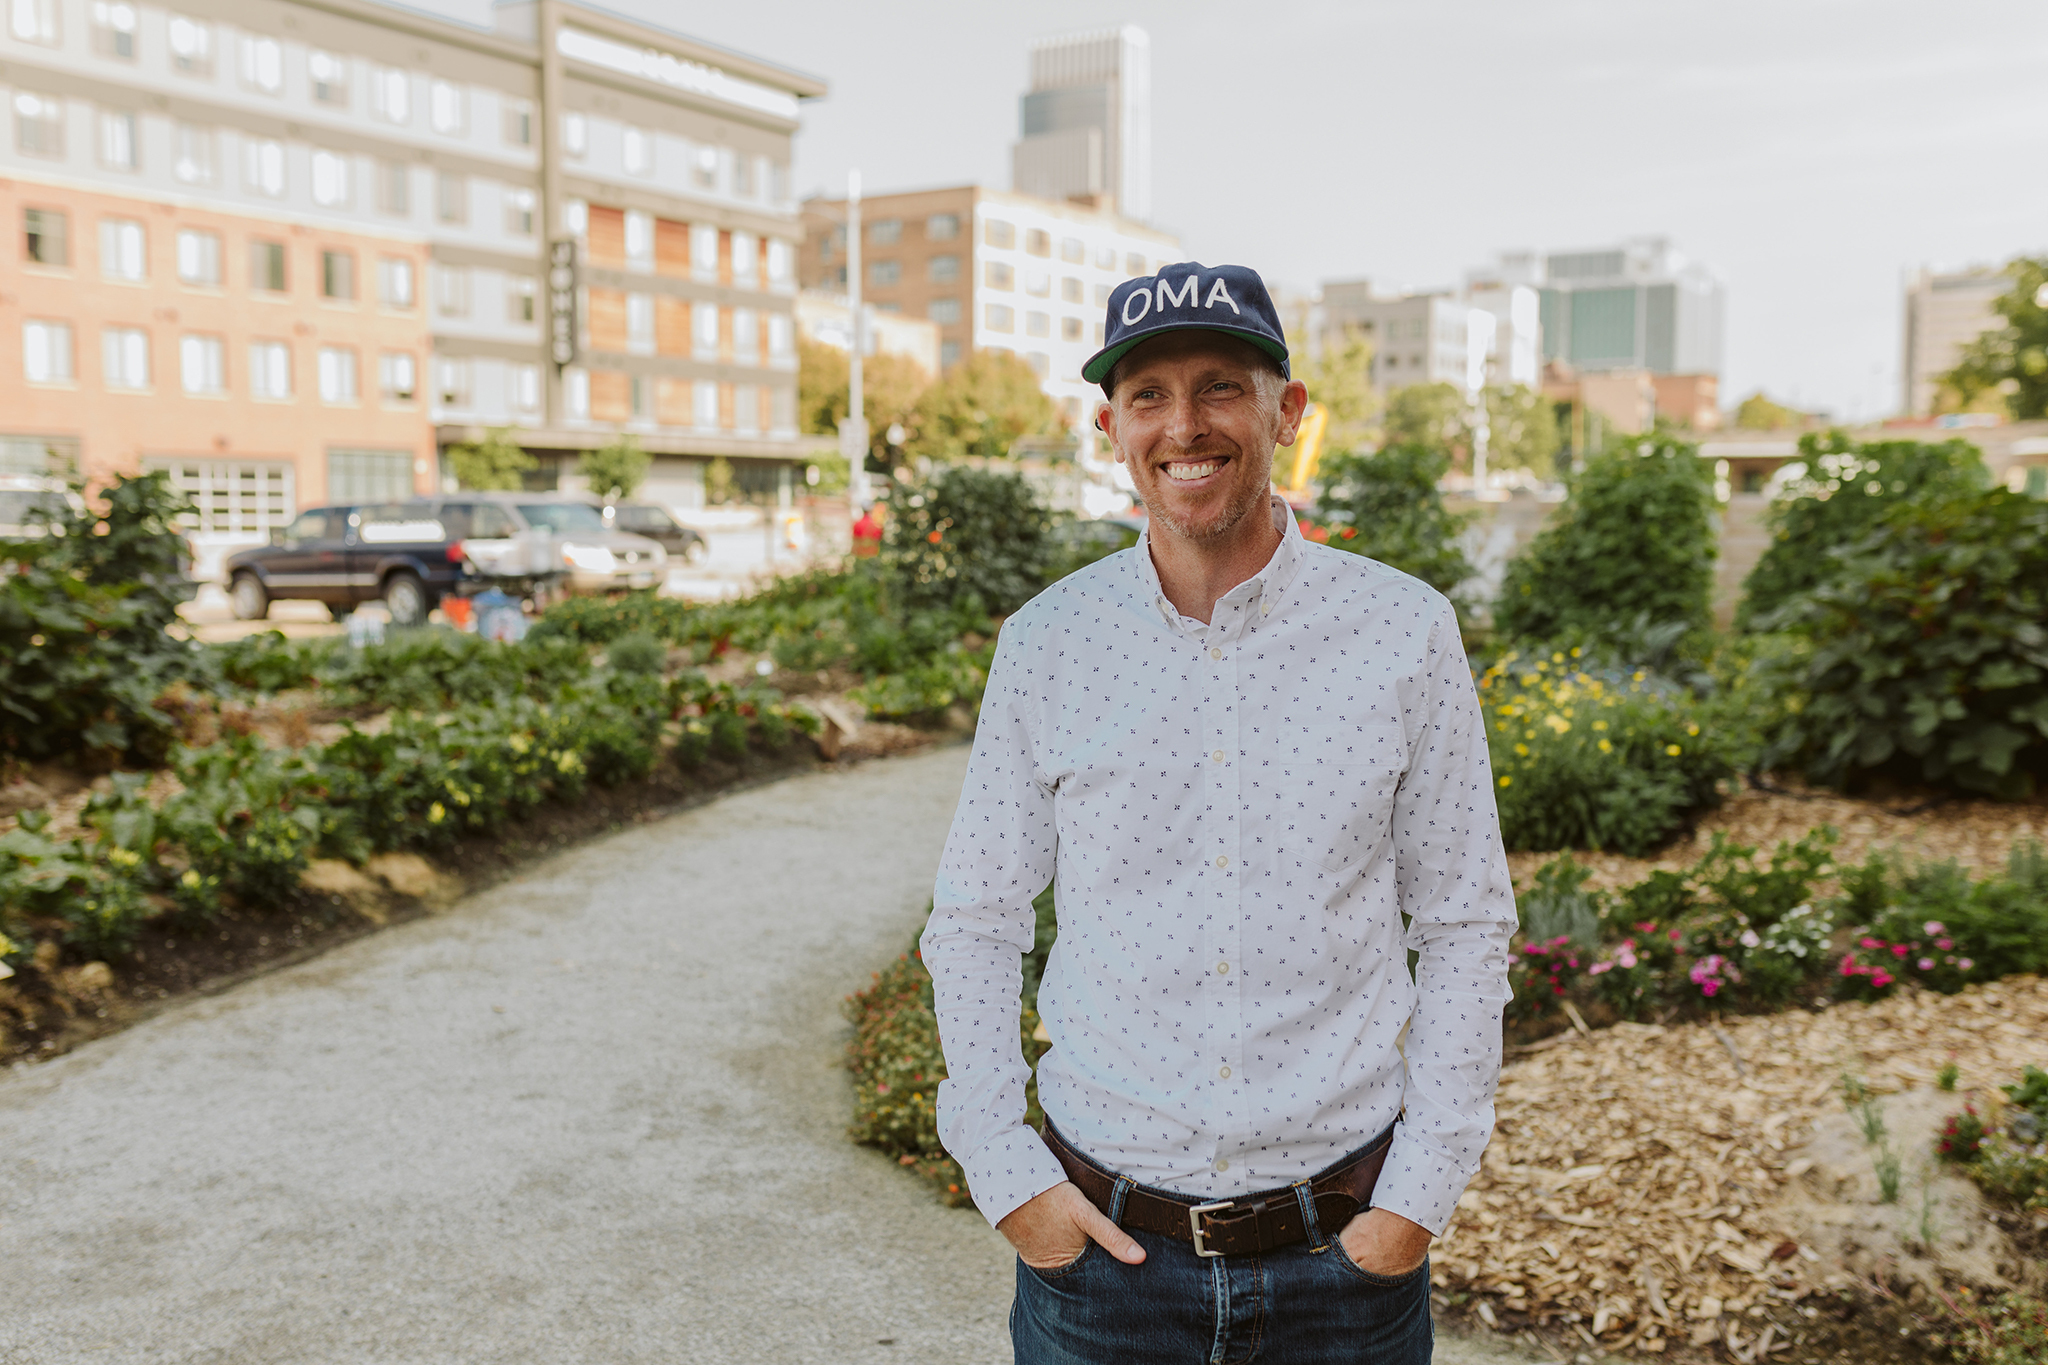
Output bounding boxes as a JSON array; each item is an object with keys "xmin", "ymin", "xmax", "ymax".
[
  {"xmin": 1924, "ymin": 921, "xmax": 1946, "ymax": 937},
  {"xmin": 1859, "ymin": 937, "xmax": 1882, "ymax": 950},
  {"xmin": 1872, "ymin": 971, "xmax": 1895, "ymax": 989},
  {"xmin": 1616, "ymin": 944, "xmax": 1639, "ymax": 969},
  {"xmin": 1669, "ymin": 929, "xmax": 1682, "ymax": 943},
  {"xmin": 1958, "ymin": 958, "xmax": 1974, "ymax": 971},
  {"xmin": 1840, "ymin": 957, "xmax": 1860, "ymax": 976},
  {"xmin": 1588, "ymin": 961, "xmax": 1614, "ymax": 976},
  {"xmin": 1891, "ymin": 943, "xmax": 1910, "ymax": 958},
  {"xmin": 1936, "ymin": 938, "xmax": 1953, "ymax": 951},
  {"xmin": 1740, "ymin": 929, "xmax": 1761, "ymax": 949},
  {"xmin": 1918, "ymin": 958, "xmax": 1935, "ymax": 971}
]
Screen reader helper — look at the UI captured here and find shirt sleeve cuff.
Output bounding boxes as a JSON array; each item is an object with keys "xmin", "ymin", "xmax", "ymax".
[
  {"xmin": 959, "ymin": 1124, "xmax": 1068, "ymax": 1229},
  {"xmin": 1367, "ymin": 1124, "xmax": 1476, "ymax": 1238}
]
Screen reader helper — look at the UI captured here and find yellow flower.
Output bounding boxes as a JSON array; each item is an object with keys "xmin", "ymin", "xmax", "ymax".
[
  {"xmin": 1665, "ymin": 744, "xmax": 1682, "ymax": 757},
  {"xmin": 1598, "ymin": 739, "xmax": 1612, "ymax": 753},
  {"xmin": 180, "ymin": 869, "xmax": 202, "ymax": 889},
  {"xmin": 1569, "ymin": 647, "xmax": 1582, "ymax": 658},
  {"xmin": 1498, "ymin": 776, "xmax": 1512, "ymax": 788},
  {"xmin": 1687, "ymin": 724, "xmax": 1700, "ymax": 736},
  {"xmin": 429, "ymin": 802, "xmax": 447, "ymax": 823},
  {"xmin": 1514, "ymin": 743, "xmax": 1529, "ymax": 757},
  {"xmin": 1544, "ymin": 715, "xmax": 1571, "ymax": 735},
  {"xmin": 1632, "ymin": 670, "xmax": 1647, "ymax": 682},
  {"xmin": 1593, "ymin": 720, "xmax": 1607, "ymax": 731},
  {"xmin": 1551, "ymin": 652, "xmax": 1565, "ymax": 664}
]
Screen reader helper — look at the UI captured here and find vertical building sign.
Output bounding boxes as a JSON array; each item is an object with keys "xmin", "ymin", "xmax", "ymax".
[{"xmin": 548, "ymin": 238, "xmax": 579, "ymax": 367}]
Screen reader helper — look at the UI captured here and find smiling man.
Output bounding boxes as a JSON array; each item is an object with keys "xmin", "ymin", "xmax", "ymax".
[{"xmin": 921, "ymin": 263, "xmax": 1516, "ymax": 1364}]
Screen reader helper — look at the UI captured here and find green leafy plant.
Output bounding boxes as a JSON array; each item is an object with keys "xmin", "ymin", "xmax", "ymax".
[
  {"xmin": 448, "ymin": 426, "xmax": 535, "ymax": 490},
  {"xmin": 1861, "ymin": 1100, "xmax": 1890, "ymax": 1147},
  {"xmin": 1942, "ymin": 255, "xmax": 2048, "ymax": 421},
  {"xmin": 1309, "ymin": 444, "xmax": 1475, "ymax": 599},
  {"xmin": 883, "ymin": 465, "xmax": 1055, "ymax": 616},
  {"xmin": 1494, "ymin": 435, "xmax": 1718, "ymax": 652},
  {"xmin": 578, "ymin": 433, "xmax": 651, "ymax": 501},
  {"xmin": 1938, "ymin": 1061, "xmax": 1961, "ymax": 1092},
  {"xmin": 604, "ymin": 632, "xmax": 667, "ymax": 676}
]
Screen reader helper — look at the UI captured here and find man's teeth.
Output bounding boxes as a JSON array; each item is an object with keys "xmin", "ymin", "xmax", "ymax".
[{"xmin": 1164, "ymin": 461, "xmax": 1221, "ymax": 481}]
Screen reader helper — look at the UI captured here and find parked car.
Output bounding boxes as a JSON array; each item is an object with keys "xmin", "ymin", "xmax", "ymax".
[
  {"xmin": 603, "ymin": 501, "xmax": 709, "ymax": 565},
  {"xmin": 0, "ymin": 479, "xmax": 79, "ymax": 542},
  {"xmin": 223, "ymin": 493, "xmax": 665, "ymax": 625}
]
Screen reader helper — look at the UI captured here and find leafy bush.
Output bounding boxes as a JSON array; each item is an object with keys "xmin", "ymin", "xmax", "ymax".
[
  {"xmin": 1835, "ymin": 842, "xmax": 2048, "ymax": 997},
  {"xmin": 883, "ymin": 465, "xmax": 1056, "ymax": 616},
  {"xmin": 1309, "ymin": 444, "xmax": 1474, "ymax": 598},
  {"xmin": 1494, "ymin": 435, "xmax": 1717, "ymax": 651},
  {"xmin": 526, "ymin": 590, "xmax": 697, "ymax": 646},
  {"xmin": 1755, "ymin": 487, "xmax": 2048, "ymax": 797},
  {"xmin": 605, "ymin": 632, "xmax": 667, "ymax": 676},
  {"xmin": 1736, "ymin": 433, "xmax": 1987, "ymax": 628},
  {"xmin": 1478, "ymin": 649, "xmax": 1729, "ymax": 854}
]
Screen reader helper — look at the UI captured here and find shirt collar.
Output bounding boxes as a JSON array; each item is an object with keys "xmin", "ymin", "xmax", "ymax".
[{"xmin": 1131, "ymin": 496, "xmax": 1305, "ymax": 640}]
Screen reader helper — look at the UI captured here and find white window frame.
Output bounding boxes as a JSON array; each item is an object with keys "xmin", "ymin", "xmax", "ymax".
[
  {"xmin": 316, "ymin": 346, "xmax": 358, "ymax": 405},
  {"xmin": 176, "ymin": 229, "xmax": 221, "ymax": 286},
  {"xmin": 167, "ymin": 15, "xmax": 211, "ymax": 74},
  {"xmin": 513, "ymin": 363, "xmax": 541, "ymax": 413},
  {"xmin": 309, "ymin": 50, "xmax": 348, "ymax": 105},
  {"xmin": 100, "ymin": 218, "xmax": 146, "ymax": 282},
  {"xmin": 23, "ymin": 319, "xmax": 75, "ymax": 384},
  {"xmin": 180, "ymin": 333, "xmax": 225, "ymax": 395},
  {"xmin": 379, "ymin": 351, "xmax": 417, "ymax": 405},
  {"xmin": 623, "ymin": 209, "xmax": 654, "ymax": 270},
  {"xmin": 730, "ymin": 231, "xmax": 757, "ymax": 285},
  {"xmin": 435, "ymin": 356, "xmax": 470, "ymax": 408},
  {"xmin": 622, "ymin": 126, "xmax": 652, "ymax": 176},
  {"xmin": 429, "ymin": 80, "xmax": 465, "ymax": 135},
  {"xmin": 370, "ymin": 67, "xmax": 410, "ymax": 124},
  {"xmin": 693, "ymin": 380, "xmax": 717, "ymax": 429},
  {"xmin": 90, "ymin": 1, "xmax": 137, "ymax": 59},
  {"xmin": 378, "ymin": 257, "xmax": 415, "ymax": 310},
  {"xmin": 238, "ymin": 35, "xmax": 282, "ymax": 94},
  {"xmin": 311, "ymin": 150, "xmax": 351, "ymax": 208},
  {"xmin": 248, "ymin": 340, "xmax": 291, "ymax": 400},
  {"xmin": 102, "ymin": 326, "xmax": 149, "ymax": 390},
  {"xmin": 98, "ymin": 107, "xmax": 138, "ymax": 170},
  {"xmin": 173, "ymin": 123, "xmax": 215, "ymax": 184},
  {"xmin": 690, "ymin": 224, "xmax": 718, "ymax": 281},
  {"xmin": 503, "ymin": 188, "xmax": 536, "ymax": 237},
  {"xmin": 692, "ymin": 302, "xmax": 719, "ymax": 356},
  {"xmin": 10, "ymin": 0, "xmax": 60, "ymax": 45},
  {"xmin": 562, "ymin": 112, "xmax": 587, "ymax": 160},
  {"xmin": 13, "ymin": 91, "xmax": 64, "ymax": 157},
  {"xmin": 243, "ymin": 138, "xmax": 285, "ymax": 197},
  {"xmin": 563, "ymin": 366, "xmax": 589, "ymax": 419},
  {"xmin": 433, "ymin": 264, "xmax": 471, "ymax": 319},
  {"xmin": 626, "ymin": 292, "xmax": 655, "ymax": 354}
]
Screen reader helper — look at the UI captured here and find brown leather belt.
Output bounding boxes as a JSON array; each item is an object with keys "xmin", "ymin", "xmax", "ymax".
[{"xmin": 1041, "ymin": 1122, "xmax": 1394, "ymax": 1259}]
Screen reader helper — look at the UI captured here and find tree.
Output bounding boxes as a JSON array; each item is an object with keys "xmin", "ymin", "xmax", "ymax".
[
  {"xmin": 1312, "ymin": 445, "xmax": 1473, "ymax": 599},
  {"xmin": 1942, "ymin": 257, "xmax": 2048, "ymax": 420},
  {"xmin": 1381, "ymin": 382, "xmax": 1467, "ymax": 455},
  {"xmin": 578, "ymin": 433, "xmax": 651, "ymax": 501},
  {"xmin": 908, "ymin": 349, "xmax": 1059, "ymax": 462},
  {"xmin": 1484, "ymin": 384, "xmax": 1562, "ymax": 476},
  {"xmin": 797, "ymin": 334, "xmax": 930, "ymax": 468},
  {"xmin": 882, "ymin": 464, "xmax": 1055, "ymax": 615},
  {"xmin": 1736, "ymin": 432, "xmax": 1987, "ymax": 629},
  {"xmin": 1291, "ymin": 329, "xmax": 1378, "ymax": 455},
  {"xmin": 704, "ymin": 457, "xmax": 736, "ymax": 506},
  {"xmin": 449, "ymin": 427, "xmax": 534, "ymax": 491},
  {"xmin": 1734, "ymin": 392, "xmax": 1804, "ymax": 431},
  {"xmin": 1494, "ymin": 434, "xmax": 1718, "ymax": 649}
]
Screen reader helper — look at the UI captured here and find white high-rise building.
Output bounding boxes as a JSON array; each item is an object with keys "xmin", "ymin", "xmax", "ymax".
[
  {"xmin": 1901, "ymin": 266, "xmax": 2008, "ymax": 417},
  {"xmin": 1010, "ymin": 26, "xmax": 1151, "ymax": 222}
]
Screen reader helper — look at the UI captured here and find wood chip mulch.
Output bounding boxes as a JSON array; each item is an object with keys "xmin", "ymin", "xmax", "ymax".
[{"xmin": 1439, "ymin": 977, "xmax": 2048, "ymax": 1355}]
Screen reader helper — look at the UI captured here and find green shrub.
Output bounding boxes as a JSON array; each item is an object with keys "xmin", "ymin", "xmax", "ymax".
[
  {"xmin": 1736, "ymin": 433, "xmax": 1988, "ymax": 628},
  {"xmin": 605, "ymin": 631, "xmax": 667, "ymax": 676},
  {"xmin": 1494, "ymin": 435, "xmax": 1717, "ymax": 651},
  {"xmin": 1478, "ymin": 649, "xmax": 1729, "ymax": 855},
  {"xmin": 527, "ymin": 590, "xmax": 697, "ymax": 646},
  {"xmin": 883, "ymin": 465, "xmax": 1056, "ymax": 616},
  {"xmin": 1755, "ymin": 487, "xmax": 2048, "ymax": 797},
  {"xmin": 202, "ymin": 631, "xmax": 333, "ymax": 693},
  {"xmin": 1516, "ymin": 854, "xmax": 1605, "ymax": 949},
  {"xmin": 1310, "ymin": 444, "xmax": 1475, "ymax": 599}
]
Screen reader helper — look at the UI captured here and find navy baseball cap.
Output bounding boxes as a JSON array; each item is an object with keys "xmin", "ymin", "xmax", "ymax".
[{"xmin": 1082, "ymin": 261, "xmax": 1290, "ymax": 390}]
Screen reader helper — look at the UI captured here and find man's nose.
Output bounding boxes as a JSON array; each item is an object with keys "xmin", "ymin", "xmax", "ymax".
[{"xmin": 1163, "ymin": 393, "xmax": 1208, "ymax": 449}]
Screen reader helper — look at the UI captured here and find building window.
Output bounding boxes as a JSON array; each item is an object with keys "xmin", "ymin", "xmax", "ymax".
[
  {"xmin": 503, "ymin": 100, "xmax": 532, "ymax": 147},
  {"xmin": 732, "ymin": 307, "xmax": 758, "ymax": 359},
  {"xmin": 629, "ymin": 374, "xmax": 651, "ymax": 421},
  {"xmin": 868, "ymin": 218, "xmax": 901, "ymax": 247},
  {"xmin": 180, "ymin": 334, "xmax": 225, "ymax": 394},
  {"xmin": 563, "ymin": 367, "xmax": 589, "ymax": 419},
  {"xmin": 513, "ymin": 364, "xmax": 540, "ymax": 413},
  {"xmin": 622, "ymin": 126, "xmax": 652, "ymax": 175},
  {"xmin": 22, "ymin": 320, "xmax": 73, "ymax": 383},
  {"xmin": 23, "ymin": 208, "xmax": 68, "ymax": 266},
  {"xmin": 100, "ymin": 218, "xmax": 146, "ymax": 282},
  {"xmin": 1025, "ymin": 270, "xmax": 1050, "ymax": 298},
  {"xmin": 309, "ymin": 50, "xmax": 347, "ymax": 105},
  {"xmin": 505, "ymin": 276, "xmax": 535, "ymax": 322},
  {"xmin": 928, "ymin": 298, "xmax": 961, "ymax": 326},
  {"xmin": 327, "ymin": 449, "xmax": 413, "ymax": 503},
  {"xmin": 248, "ymin": 340, "xmax": 291, "ymax": 399},
  {"xmin": 1024, "ymin": 229, "xmax": 1051, "ymax": 257},
  {"xmin": 436, "ymin": 173, "xmax": 467, "ymax": 225},
  {"xmin": 504, "ymin": 188, "xmax": 536, "ymax": 236},
  {"xmin": 985, "ymin": 219, "xmax": 1015, "ymax": 249},
  {"xmin": 238, "ymin": 35, "xmax": 282, "ymax": 94},
  {"xmin": 562, "ymin": 198, "xmax": 588, "ymax": 235},
  {"xmin": 1125, "ymin": 253, "xmax": 1146, "ymax": 276},
  {"xmin": 1060, "ymin": 237, "xmax": 1085, "ymax": 264},
  {"xmin": 867, "ymin": 259, "xmax": 898, "ymax": 288},
  {"xmin": 434, "ymin": 265, "xmax": 471, "ymax": 318},
  {"xmin": 1094, "ymin": 282, "xmax": 1112, "ymax": 306},
  {"xmin": 244, "ymin": 139, "xmax": 285, "ymax": 197},
  {"xmin": 167, "ymin": 14, "xmax": 210, "ymax": 73},
  {"xmin": 173, "ymin": 123, "xmax": 215, "ymax": 184},
  {"xmin": 985, "ymin": 304, "xmax": 1014, "ymax": 333},
  {"xmin": 766, "ymin": 238, "xmax": 794, "ymax": 285},
  {"xmin": 1095, "ymin": 245, "xmax": 1116, "ymax": 270},
  {"xmin": 929, "ymin": 254, "xmax": 960, "ymax": 284},
  {"xmin": 624, "ymin": 210, "xmax": 654, "ymax": 269},
  {"xmin": 150, "ymin": 458, "xmax": 292, "ymax": 535},
  {"xmin": 693, "ymin": 380, "xmax": 717, "ymax": 428},
  {"xmin": 378, "ymin": 257, "xmax": 415, "ymax": 309},
  {"xmin": 940, "ymin": 340, "xmax": 961, "ymax": 368},
  {"xmin": 1061, "ymin": 277, "xmax": 1083, "ymax": 303},
  {"xmin": 379, "ymin": 351, "xmax": 416, "ymax": 404},
  {"xmin": 429, "ymin": 80, "xmax": 465, "ymax": 134},
  {"xmin": 176, "ymin": 229, "xmax": 221, "ymax": 286},
  {"xmin": 434, "ymin": 357, "xmax": 470, "ymax": 408},
  {"xmin": 691, "ymin": 144, "xmax": 718, "ymax": 190},
  {"xmin": 733, "ymin": 154, "xmax": 757, "ymax": 199},
  {"xmin": 626, "ymin": 292, "xmax": 655, "ymax": 353},
  {"xmin": 311, "ymin": 150, "xmax": 351, "ymax": 207},
  {"xmin": 562, "ymin": 112, "xmax": 587, "ymax": 159},
  {"xmin": 371, "ymin": 67, "xmax": 409, "ymax": 123},
  {"xmin": 11, "ymin": 0, "xmax": 59, "ymax": 43},
  {"xmin": 320, "ymin": 250, "xmax": 354, "ymax": 301},
  {"xmin": 770, "ymin": 162, "xmax": 791, "ymax": 203},
  {"xmin": 102, "ymin": 326, "xmax": 149, "ymax": 390},
  {"xmin": 1025, "ymin": 311, "xmax": 1050, "ymax": 338},
  {"xmin": 317, "ymin": 346, "xmax": 358, "ymax": 404},
  {"xmin": 376, "ymin": 161, "xmax": 409, "ymax": 215},
  {"xmin": 1061, "ymin": 316, "xmax": 1083, "ymax": 342},
  {"xmin": 985, "ymin": 261, "xmax": 1014, "ymax": 290},
  {"xmin": 13, "ymin": 92, "xmax": 63, "ymax": 157},
  {"xmin": 767, "ymin": 313, "xmax": 794, "ymax": 360},
  {"xmin": 927, "ymin": 213, "xmax": 960, "ymax": 241},
  {"xmin": 731, "ymin": 231, "xmax": 758, "ymax": 285},
  {"xmin": 250, "ymin": 239, "xmax": 287, "ymax": 292},
  {"xmin": 99, "ymin": 109, "xmax": 139, "ymax": 170},
  {"xmin": 90, "ymin": 1, "xmax": 136, "ymax": 58},
  {"xmin": 1025, "ymin": 351, "xmax": 1049, "ymax": 377},
  {"xmin": 690, "ymin": 224, "xmax": 717, "ymax": 279},
  {"xmin": 692, "ymin": 301, "xmax": 719, "ymax": 354}
]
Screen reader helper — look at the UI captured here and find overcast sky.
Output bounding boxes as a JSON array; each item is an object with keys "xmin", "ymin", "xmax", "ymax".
[{"xmin": 434, "ymin": 0, "xmax": 2048, "ymax": 421}]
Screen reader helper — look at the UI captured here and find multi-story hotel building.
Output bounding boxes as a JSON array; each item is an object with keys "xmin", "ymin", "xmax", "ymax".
[
  {"xmin": 799, "ymin": 185, "xmax": 1178, "ymax": 432},
  {"xmin": 2, "ymin": 0, "xmax": 821, "ymax": 569}
]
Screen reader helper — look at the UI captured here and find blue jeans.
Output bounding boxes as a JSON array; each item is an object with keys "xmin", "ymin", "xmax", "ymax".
[{"xmin": 1011, "ymin": 1140, "xmax": 1433, "ymax": 1364}]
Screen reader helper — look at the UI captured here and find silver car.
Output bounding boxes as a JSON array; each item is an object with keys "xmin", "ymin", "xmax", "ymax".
[{"xmin": 481, "ymin": 495, "xmax": 667, "ymax": 593}]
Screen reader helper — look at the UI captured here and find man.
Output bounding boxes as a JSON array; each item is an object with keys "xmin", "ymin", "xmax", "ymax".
[{"xmin": 921, "ymin": 262, "xmax": 1516, "ymax": 1364}]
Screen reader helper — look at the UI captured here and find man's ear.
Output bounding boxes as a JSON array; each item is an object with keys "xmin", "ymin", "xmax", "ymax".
[
  {"xmin": 1274, "ymin": 379, "xmax": 1309, "ymax": 448},
  {"xmin": 1097, "ymin": 399, "xmax": 1125, "ymax": 463}
]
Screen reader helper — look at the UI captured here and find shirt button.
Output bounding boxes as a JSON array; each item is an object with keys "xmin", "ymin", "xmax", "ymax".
[
  {"xmin": 1209, "ymin": 647, "xmax": 1223, "ymax": 661},
  {"xmin": 1262, "ymin": 601, "xmax": 1272, "ymax": 616},
  {"xmin": 1218, "ymin": 1065, "xmax": 1232, "ymax": 1079},
  {"xmin": 1216, "ymin": 961, "xmax": 1230, "ymax": 975},
  {"xmin": 1214, "ymin": 1158, "xmax": 1230, "ymax": 1173},
  {"xmin": 1214, "ymin": 855, "xmax": 1229, "ymax": 869},
  {"xmin": 1211, "ymin": 749, "xmax": 1225, "ymax": 763}
]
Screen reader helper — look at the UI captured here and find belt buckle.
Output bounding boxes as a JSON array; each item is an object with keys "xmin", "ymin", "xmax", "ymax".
[{"xmin": 1188, "ymin": 1200, "xmax": 1235, "ymax": 1258}]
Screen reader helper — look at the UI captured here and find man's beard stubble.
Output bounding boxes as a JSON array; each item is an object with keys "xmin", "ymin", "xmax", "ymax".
[{"xmin": 1146, "ymin": 458, "xmax": 1274, "ymax": 544}]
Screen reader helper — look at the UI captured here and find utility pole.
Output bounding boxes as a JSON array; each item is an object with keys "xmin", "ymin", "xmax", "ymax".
[{"xmin": 839, "ymin": 169, "xmax": 871, "ymax": 510}]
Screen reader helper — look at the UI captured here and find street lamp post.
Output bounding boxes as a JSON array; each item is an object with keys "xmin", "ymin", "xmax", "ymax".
[{"xmin": 839, "ymin": 169, "xmax": 872, "ymax": 511}]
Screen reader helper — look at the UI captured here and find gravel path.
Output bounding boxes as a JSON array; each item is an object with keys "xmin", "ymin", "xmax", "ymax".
[{"xmin": 0, "ymin": 746, "xmax": 1538, "ymax": 1365}]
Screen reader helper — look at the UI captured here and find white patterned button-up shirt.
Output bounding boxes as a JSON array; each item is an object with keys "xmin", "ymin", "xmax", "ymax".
[{"xmin": 922, "ymin": 498, "xmax": 1517, "ymax": 1235}]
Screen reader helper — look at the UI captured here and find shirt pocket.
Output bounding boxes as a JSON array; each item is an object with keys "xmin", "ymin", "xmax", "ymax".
[{"xmin": 1269, "ymin": 721, "xmax": 1408, "ymax": 874}]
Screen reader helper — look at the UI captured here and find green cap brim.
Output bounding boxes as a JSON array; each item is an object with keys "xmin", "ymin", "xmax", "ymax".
[{"xmin": 1082, "ymin": 324, "xmax": 1291, "ymax": 387}]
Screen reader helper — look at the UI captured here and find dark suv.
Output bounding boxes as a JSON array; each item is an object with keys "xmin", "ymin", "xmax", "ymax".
[{"xmin": 604, "ymin": 502, "xmax": 708, "ymax": 564}]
